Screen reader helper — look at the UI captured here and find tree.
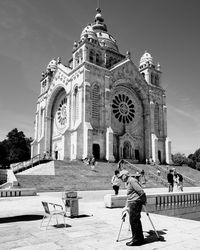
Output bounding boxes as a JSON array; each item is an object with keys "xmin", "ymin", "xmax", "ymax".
[
  {"xmin": 191, "ymin": 148, "xmax": 200, "ymax": 163},
  {"xmin": 172, "ymin": 153, "xmax": 187, "ymax": 166},
  {"xmin": 0, "ymin": 141, "xmax": 9, "ymax": 168},
  {"xmin": 0, "ymin": 128, "xmax": 32, "ymax": 166},
  {"xmin": 185, "ymin": 157, "xmax": 196, "ymax": 169}
]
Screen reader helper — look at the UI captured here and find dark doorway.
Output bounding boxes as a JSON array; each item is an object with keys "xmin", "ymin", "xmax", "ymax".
[
  {"xmin": 158, "ymin": 150, "xmax": 161, "ymax": 163},
  {"xmin": 93, "ymin": 144, "xmax": 100, "ymax": 159},
  {"xmin": 135, "ymin": 149, "xmax": 139, "ymax": 160},
  {"xmin": 123, "ymin": 141, "xmax": 131, "ymax": 159},
  {"xmin": 55, "ymin": 151, "xmax": 58, "ymax": 160}
]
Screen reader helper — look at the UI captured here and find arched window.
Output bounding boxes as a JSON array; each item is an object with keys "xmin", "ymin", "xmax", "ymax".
[
  {"xmin": 154, "ymin": 103, "xmax": 160, "ymax": 136},
  {"xmin": 89, "ymin": 50, "xmax": 95, "ymax": 63},
  {"xmin": 73, "ymin": 87, "xmax": 79, "ymax": 123},
  {"xmin": 151, "ymin": 73, "xmax": 154, "ymax": 84},
  {"xmin": 92, "ymin": 84, "xmax": 100, "ymax": 124},
  {"xmin": 155, "ymin": 75, "xmax": 159, "ymax": 86},
  {"xmin": 75, "ymin": 52, "xmax": 79, "ymax": 67},
  {"xmin": 96, "ymin": 53, "xmax": 100, "ymax": 65},
  {"xmin": 79, "ymin": 49, "xmax": 83, "ymax": 63},
  {"xmin": 39, "ymin": 108, "xmax": 44, "ymax": 137}
]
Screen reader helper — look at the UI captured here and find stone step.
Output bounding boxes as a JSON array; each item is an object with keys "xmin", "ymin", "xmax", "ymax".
[{"xmin": 16, "ymin": 161, "xmax": 166, "ymax": 192}]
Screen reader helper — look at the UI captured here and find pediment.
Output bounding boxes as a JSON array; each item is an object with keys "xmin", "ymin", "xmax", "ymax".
[
  {"xmin": 110, "ymin": 59, "xmax": 143, "ymax": 84},
  {"xmin": 109, "ymin": 59, "xmax": 149, "ymax": 101},
  {"xmin": 119, "ymin": 132, "xmax": 134, "ymax": 142}
]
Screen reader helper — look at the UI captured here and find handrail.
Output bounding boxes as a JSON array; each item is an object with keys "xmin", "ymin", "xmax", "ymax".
[
  {"xmin": 120, "ymin": 159, "xmax": 168, "ymax": 186},
  {"xmin": 11, "ymin": 153, "xmax": 52, "ymax": 174}
]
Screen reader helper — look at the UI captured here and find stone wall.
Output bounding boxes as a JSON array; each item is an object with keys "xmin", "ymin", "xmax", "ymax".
[{"xmin": 104, "ymin": 191, "xmax": 200, "ymax": 220}]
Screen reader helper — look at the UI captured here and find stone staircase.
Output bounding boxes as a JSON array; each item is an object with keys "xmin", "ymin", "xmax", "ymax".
[
  {"xmin": 15, "ymin": 160, "xmax": 164, "ymax": 192},
  {"xmin": 16, "ymin": 160, "xmax": 200, "ymax": 192}
]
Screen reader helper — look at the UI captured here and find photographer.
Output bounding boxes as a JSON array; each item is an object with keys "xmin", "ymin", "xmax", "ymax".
[{"xmin": 118, "ymin": 170, "xmax": 147, "ymax": 246}]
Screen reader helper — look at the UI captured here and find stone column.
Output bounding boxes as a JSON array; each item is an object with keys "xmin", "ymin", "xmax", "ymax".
[
  {"xmin": 83, "ymin": 122, "xmax": 93, "ymax": 159},
  {"xmin": 144, "ymin": 110, "xmax": 151, "ymax": 161},
  {"xmin": 165, "ymin": 137, "xmax": 172, "ymax": 164},
  {"xmin": 106, "ymin": 127, "xmax": 115, "ymax": 162},
  {"xmin": 44, "ymin": 116, "xmax": 52, "ymax": 156},
  {"xmin": 151, "ymin": 133, "xmax": 158, "ymax": 163}
]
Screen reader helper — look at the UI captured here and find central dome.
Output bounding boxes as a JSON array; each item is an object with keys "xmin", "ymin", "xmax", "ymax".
[{"xmin": 80, "ymin": 8, "xmax": 119, "ymax": 52}]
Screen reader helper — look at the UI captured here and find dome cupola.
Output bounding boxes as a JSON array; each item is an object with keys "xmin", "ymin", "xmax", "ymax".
[
  {"xmin": 47, "ymin": 58, "xmax": 57, "ymax": 72},
  {"xmin": 81, "ymin": 24, "xmax": 98, "ymax": 41},
  {"xmin": 80, "ymin": 8, "xmax": 119, "ymax": 52},
  {"xmin": 140, "ymin": 51, "xmax": 154, "ymax": 67}
]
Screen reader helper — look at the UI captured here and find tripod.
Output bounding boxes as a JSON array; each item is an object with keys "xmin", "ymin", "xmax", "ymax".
[{"xmin": 116, "ymin": 205, "xmax": 160, "ymax": 242}]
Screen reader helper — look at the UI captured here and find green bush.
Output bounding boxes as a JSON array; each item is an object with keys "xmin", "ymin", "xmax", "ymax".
[
  {"xmin": 172, "ymin": 153, "xmax": 187, "ymax": 166},
  {"xmin": 195, "ymin": 162, "xmax": 200, "ymax": 171}
]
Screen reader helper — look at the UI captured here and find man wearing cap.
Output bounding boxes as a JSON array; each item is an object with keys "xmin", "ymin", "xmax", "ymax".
[{"xmin": 118, "ymin": 170, "xmax": 147, "ymax": 246}]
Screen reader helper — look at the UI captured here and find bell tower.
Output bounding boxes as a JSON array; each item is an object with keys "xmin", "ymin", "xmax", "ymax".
[{"xmin": 139, "ymin": 51, "xmax": 162, "ymax": 87}]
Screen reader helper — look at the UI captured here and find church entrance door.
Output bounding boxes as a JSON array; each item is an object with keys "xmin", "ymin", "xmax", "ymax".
[
  {"xmin": 123, "ymin": 141, "xmax": 131, "ymax": 159},
  {"xmin": 158, "ymin": 150, "xmax": 161, "ymax": 163},
  {"xmin": 93, "ymin": 144, "xmax": 100, "ymax": 160}
]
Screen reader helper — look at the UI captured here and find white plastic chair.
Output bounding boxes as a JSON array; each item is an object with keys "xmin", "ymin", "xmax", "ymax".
[{"xmin": 40, "ymin": 201, "xmax": 66, "ymax": 229}]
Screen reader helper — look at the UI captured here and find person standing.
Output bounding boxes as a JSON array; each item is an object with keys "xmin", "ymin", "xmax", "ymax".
[
  {"xmin": 111, "ymin": 170, "xmax": 121, "ymax": 195},
  {"xmin": 167, "ymin": 169, "xmax": 174, "ymax": 192},
  {"xmin": 90, "ymin": 155, "xmax": 96, "ymax": 171},
  {"xmin": 118, "ymin": 170, "xmax": 146, "ymax": 246},
  {"xmin": 177, "ymin": 172, "xmax": 183, "ymax": 191},
  {"xmin": 117, "ymin": 159, "xmax": 124, "ymax": 171},
  {"xmin": 140, "ymin": 169, "xmax": 146, "ymax": 185},
  {"xmin": 174, "ymin": 172, "xmax": 183, "ymax": 192}
]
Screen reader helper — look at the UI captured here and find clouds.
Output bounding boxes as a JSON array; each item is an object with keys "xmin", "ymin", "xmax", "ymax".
[{"xmin": 168, "ymin": 104, "xmax": 200, "ymax": 124}]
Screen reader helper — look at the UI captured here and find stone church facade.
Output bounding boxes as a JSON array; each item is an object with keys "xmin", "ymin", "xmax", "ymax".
[{"xmin": 31, "ymin": 8, "xmax": 171, "ymax": 164}]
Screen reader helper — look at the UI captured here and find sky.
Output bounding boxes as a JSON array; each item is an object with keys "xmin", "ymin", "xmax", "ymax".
[{"xmin": 0, "ymin": 0, "xmax": 200, "ymax": 156}]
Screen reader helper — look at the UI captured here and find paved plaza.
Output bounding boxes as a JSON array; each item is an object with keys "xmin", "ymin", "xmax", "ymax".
[{"xmin": 0, "ymin": 188, "xmax": 200, "ymax": 249}]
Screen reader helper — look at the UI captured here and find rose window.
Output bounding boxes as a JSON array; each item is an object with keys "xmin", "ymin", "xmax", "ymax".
[
  {"xmin": 112, "ymin": 94, "xmax": 135, "ymax": 124},
  {"xmin": 56, "ymin": 97, "xmax": 67, "ymax": 128}
]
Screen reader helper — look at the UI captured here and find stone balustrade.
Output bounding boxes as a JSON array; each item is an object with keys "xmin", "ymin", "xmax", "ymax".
[
  {"xmin": 0, "ymin": 188, "xmax": 37, "ymax": 197},
  {"xmin": 104, "ymin": 191, "xmax": 200, "ymax": 220}
]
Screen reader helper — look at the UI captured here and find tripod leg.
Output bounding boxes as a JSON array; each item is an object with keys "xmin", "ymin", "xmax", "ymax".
[{"xmin": 143, "ymin": 206, "xmax": 160, "ymax": 239}]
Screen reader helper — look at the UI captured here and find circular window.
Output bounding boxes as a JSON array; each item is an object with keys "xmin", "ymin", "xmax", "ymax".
[
  {"xmin": 56, "ymin": 97, "xmax": 68, "ymax": 129},
  {"xmin": 112, "ymin": 94, "xmax": 135, "ymax": 124}
]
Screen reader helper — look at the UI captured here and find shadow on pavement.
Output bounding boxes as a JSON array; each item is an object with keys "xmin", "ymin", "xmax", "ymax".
[
  {"xmin": 144, "ymin": 229, "xmax": 167, "ymax": 244},
  {"xmin": 68, "ymin": 214, "xmax": 93, "ymax": 219},
  {"xmin": 53, "ymin": 224, "xmax": 72, "ymax": 228},
  {"xmin": 0, "ymin": 214, "xmax": 43, "ymax": 224}
]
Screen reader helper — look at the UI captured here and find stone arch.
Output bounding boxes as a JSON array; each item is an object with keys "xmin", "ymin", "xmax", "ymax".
[
  {"xmin": 46, "ymin": 85, "xmax": 68, "ymax": 119},
  {"xmin": 123, "ymin": 140, "xmax": 132, "ymax": 159},
  {"xmin": 46, "ymin": 85, "xmax": 68, "ymax": 156},
  {"xmin": 111, "ymin": 78, "xmax": 150, "ymax": 162},
  {"xmin": 119, "ymin": 133, "xmax": 139, "ymax": 160}
]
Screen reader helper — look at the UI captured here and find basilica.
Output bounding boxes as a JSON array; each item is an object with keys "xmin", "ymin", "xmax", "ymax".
[{"xmin": 31, "ymin": 8, "xmax": 171, "ymax": 164}]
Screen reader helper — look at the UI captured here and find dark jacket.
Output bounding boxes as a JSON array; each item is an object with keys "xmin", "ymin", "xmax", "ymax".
[{"xmin": 167, "ymin": 173, "xmax": 174, "ymax": 184}]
